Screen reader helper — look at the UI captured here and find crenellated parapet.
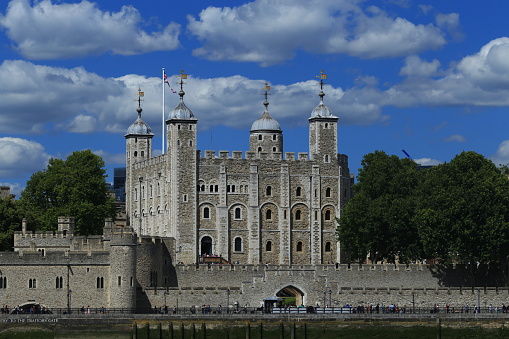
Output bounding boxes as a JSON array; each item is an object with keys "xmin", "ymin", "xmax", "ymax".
[
  {"xmin": 199, "ymin": 150, "xmax": 313, "ymax": 162},
  {"xmin": 132, "ymin": 153, "xmax": 167, "ymax": 170}
]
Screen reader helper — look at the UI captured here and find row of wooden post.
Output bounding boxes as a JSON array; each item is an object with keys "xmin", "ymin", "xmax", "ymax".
[{"xmin": 131, "ymin": 321, "xmax": 303, "ymax": 339}]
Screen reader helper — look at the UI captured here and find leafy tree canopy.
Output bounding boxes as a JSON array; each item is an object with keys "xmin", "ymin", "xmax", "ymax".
[
  {"xmin": 414, "ymin": 151, "xmax": 509, "ymax": 265},
  {"xmin": 19, "ymin": 150, "xmax": 115, "ymax": 235},
  {"xmin": 338, "ymin": 150, "xmax": 509, "ymax": 267},
  {"xmin": 0, "ymin": 197, "xmax": 22, "ymax": 251},
  {"xmin": 337, "ymin": 150, "xmax": 421, "ymax": 263}
]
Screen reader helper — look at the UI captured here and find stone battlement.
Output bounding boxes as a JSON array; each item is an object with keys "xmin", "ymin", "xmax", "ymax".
[
  {"xmin": 0, "ymin": 250, "xmax": 111, "ymax": 264},
  {"xmin": 176, "ymin": 263, "xmax": 428, "ymax": 272},
  {"xmin": 132, "ymin": 153, "xmax": 167, "ymax": 170},
  {"xmin": 199, "ymin": 150, "xmax": 312, "ymax": 161}
]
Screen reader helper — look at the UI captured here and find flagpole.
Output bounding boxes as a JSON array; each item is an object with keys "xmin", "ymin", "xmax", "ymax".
[{"xmin": 162, "ymin": 67, "xmax": 165, "ymax": 154}]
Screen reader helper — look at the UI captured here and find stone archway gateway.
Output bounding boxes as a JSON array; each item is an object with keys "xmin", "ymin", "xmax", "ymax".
[
  {"xmin": 276, "ymin": 286, "xmax": 305, "ymax": 306},
  {"xmin": 200, "ymin": 236, "xmax": 213, "ymax": 256}
]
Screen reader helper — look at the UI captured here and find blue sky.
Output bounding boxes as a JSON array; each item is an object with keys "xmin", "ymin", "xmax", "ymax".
[{"xmin": 1, "ymin": 0, "xmax": 509, "ymax": 197}]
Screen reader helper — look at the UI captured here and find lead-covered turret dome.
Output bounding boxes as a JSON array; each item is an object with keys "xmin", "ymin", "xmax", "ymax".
[
  {"xmin": 250, "ymin": 99, "xmax": 281, "ymax": 131},
  {"xmin": 167, "ymin": 90, "xmax": 195, "ymax": 120},
  {"xmin": 126, "ymin": 106, "xmax": 154, "ymax": 136},
  {"xmin": 310, "ymin": 90, "xmax": 334, "ymax": 118}
]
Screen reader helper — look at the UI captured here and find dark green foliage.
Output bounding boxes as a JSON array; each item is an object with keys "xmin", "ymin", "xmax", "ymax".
[
  {"xmin": 337, "ymin": 150, "xmax": 421, "ymax": 263},
  {"xmin": 19, "ymin": 150, "xmax": 115, "ymax": 235},
  {"xmin": 415, "ymin": 151, "xmax": 509, "ymax": 265},
  {"xmin": 0, "ymin": 197, "xmax": 22, "ymax": 251},
  {"xmin": 338, "ymin": 150, "xmax": 509, "ymax": 267}
]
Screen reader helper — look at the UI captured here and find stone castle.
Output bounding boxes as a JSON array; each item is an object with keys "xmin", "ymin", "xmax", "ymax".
[
  {"xmin": 1, "ymin": 73, "xmax": 508, "ymax": 312},
  {"xmin": 125, "ymin": 73, "xmax": 352, "ymax": 265}
]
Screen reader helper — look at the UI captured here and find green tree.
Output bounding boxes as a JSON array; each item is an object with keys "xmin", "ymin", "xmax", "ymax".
[
  {"xmin": 337, "ymin": 150, "xmax": 422, "ymax": 263},
  {"xmin": 19, "ymin": 150, "xmax": 116, "ymax": 235},
  {"xmin": 414, "ymin": 151, "xmax": 509, "ymax": 266},
  {"xmin": 0, "ymin": 197, "xmax": 22, "ymax": 251}
]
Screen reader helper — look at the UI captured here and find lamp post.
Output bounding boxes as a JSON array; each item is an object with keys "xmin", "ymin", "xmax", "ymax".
[
  {"xmin": 329, "ymin": 290, "xmax": 332, "ymax": 307},
  {"xmin": 68, "ymin": 289, "xmax": 72, "ymax": 314},
  {"xmin": 227, "ymin": 289, "xmax": 230, "ymax": 314},
  {"xmin": 477, "ymin": 289, "xmax": 481, "ymax": 313},
  {"xmin": 164, "ymin": 291, "xmax": 167, "ymax": 314},
  {"xmin": 323, "ymin": 291, "xmax": 326, "ymax": 307}
]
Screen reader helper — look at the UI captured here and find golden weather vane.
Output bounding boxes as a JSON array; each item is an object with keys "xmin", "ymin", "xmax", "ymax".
[
  {"xmin": 316, "ymin": 70, "xmax": 327, "ymax": 91},
  {"xmin": 134, "ymin": 87, "xmax": 144, "ymax": 107},
  {"xmin": 261, "ymin": 82, "xmax": 271, "ymax": 102},
  {"xmin": 176, "ymin": 70, "xmax": 187, "ymax": 91}
]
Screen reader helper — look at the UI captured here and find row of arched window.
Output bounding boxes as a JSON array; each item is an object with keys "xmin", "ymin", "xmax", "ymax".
[
  {"xmin": 197, "ymin": 184, "xmax": 335, "ymax": 197},
  {"xmin": 264, "ymin": 186, "xmax": 332, "ymax": 198},
  {"xmin": 229, "ymin": 239, "xmax": 333, "ymax": 253},
  {"xmin": 202, "ymin": 206, "xmax": 333, "ymax": 221},
  {"xmin": 257, "ymin": 134, "xmax": 279, "ymax": 141},
  {"xmin": 135, "ymin": 182, "xmax": 162, "ymax": 201}
]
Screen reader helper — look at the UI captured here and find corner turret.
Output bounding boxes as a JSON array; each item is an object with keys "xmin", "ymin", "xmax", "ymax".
[{"xmin": 249, "ymin": 83, "xmax": 283, "ymax": 156}]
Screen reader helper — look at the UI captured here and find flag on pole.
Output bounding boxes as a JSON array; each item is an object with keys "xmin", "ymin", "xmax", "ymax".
[{"xmin": 164, "ymin": 71, "xmax": 177, "ymax": 93}]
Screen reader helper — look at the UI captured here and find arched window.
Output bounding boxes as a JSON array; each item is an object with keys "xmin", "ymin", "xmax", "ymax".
[
  {"xmin": 272, "ymin": 134, "xmax": 277, "ymax": 141},
  {"xmin": 296, "ymin": 242, "xmax": 303, "ymax": 252},
  {"xmin": 295, "ymin": 210, "xmax": 301, "ymax": 220},
  {"xmin": 0, "ymin": 276, "xmax": 6, "ymax": 289},
  {"xmin": 266, "ymin": 241, "xmax": 272, "ymax": 252},
  {"xmin": 150, "ymin": 185, "xmax": 153, "ymax": 197},
  {"xmin": 325, "ymin": 210, "xmax": 331, "ymax": 220},
  {"xmin": 232, "ymin": 185, "xmax": 236, "ymax": 193},
  {"xmin": 325, "ymin": 123, "xmax": 329, "ymax": 128},
  {"xmin": 157, "ymin": 183, "xmax": 160, "ymax": 196},
  {"xmin": 235, "ymin": 207, "xmax": 241, "ymax": 219},
  {"xmin": 234, "ymin": 237, "xmax": 242, "ymax": 252},
  {"xmin": 201, "ymin": 185, "xmax": 205, "ymax": 191},
  {"xmin": 258, "ymin": 147, "xmax": 262, "ymax": 152},
  {"xmin": 324, "ymin": 155, "xmax": 329, "ymax": 163},
  {"xmin": 142, "ymin": 186, "xmax": 145, "ymax": 199},
  {"xmin": 325, "ymin": 242, "xmax": 332, "ymax": 252},
  {"xmin": 273, "ymin": 147, "xmax": 276, "ymax": 152},
  {"xmin": 296, "ymin": 187, "xmax": 302, "ymax": 196},
  {"xmin": 134, "ymin": 151, "xmax": 138, "ymax": 157},
  {"xmin": 56, "ymin": 276, "xmax": 63, "ymax": 289},
  {"xmin": 141, "ymin": 151, "xmax": 144, "ymax": 157},
  {"xmin": 203, "ymin": 207, "xmax": 210, "ymax": 219},
  {"xmin": 97, "ymin": 277, "xmax": 104, "ymax": 289},
  {"xmin": 266, "ymin": 209, "xmax": 272, "ymax": 220},
  {"xmin": 215, "ymin": 185, "xmax": 219, "ymax": 192},
  {"xmin": 326, "ymin": 187, "xmax": 331, "ymax": 197},
  {"xmin": 135, "ymin": 188, "xmax": 138, "ymax": 201},
  {"xmin": 266, "ymin": 186, "xmax": 272, "ymax": 196},
  {"xmin": 258, "ymin": 134, "xmax": 262, "ymax": 141}
]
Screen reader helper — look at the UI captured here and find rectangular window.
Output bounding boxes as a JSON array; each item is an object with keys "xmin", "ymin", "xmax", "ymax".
[{"xmin": 118, "ymin": 276, "xmax": 122, "ymax": 286}]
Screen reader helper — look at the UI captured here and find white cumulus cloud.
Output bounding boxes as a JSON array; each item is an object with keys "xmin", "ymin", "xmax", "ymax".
[
  {"xmin": 490, "ymin": 140, "xmax": 509, "ymax": 167},
  {"xmin": 187, "ymin": 0, "xmax": 447, "ymax": 66},
  {"xmin": 414, "ymin": 158, "xmax": 443, "ymax": 166},
  {"xmin": 0, "ymin": 137, "xmax": 52, "ymax": 178},
  {"xmin": 443, "ymin": 134, "xmax": 466, "ymax": 143},
  {"xmin": 0, "ymin": 0, "xmax": 180, "ymax": 59}
]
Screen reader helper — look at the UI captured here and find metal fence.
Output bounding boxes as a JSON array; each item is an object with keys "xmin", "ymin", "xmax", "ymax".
[{"xmin": 3, "ymin": 306, "xmax": 509, "ymax": 316}]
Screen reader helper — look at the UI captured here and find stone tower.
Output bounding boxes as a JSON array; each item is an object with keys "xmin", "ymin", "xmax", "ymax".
[
  {"xmin": 125, "ymin": 89, "xmax": 154, "ymax": 234},
  {"xmin": 249, "ymin": 83, "xmax": 283, "ymax": 157},
  {"xmin": 308, "ymin": 72, "xmax": 338, "ymax": 163},
  {"xmin": 166, "ymin": 73, "xmax": 198, "ymax": 264},
  {"xmin": 104, "ymin": 219, "xmax": 137, "ymax": 309},
  {"xmin": 308, "ymin": 72, "xmax": 340, "ymax": 264}
]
